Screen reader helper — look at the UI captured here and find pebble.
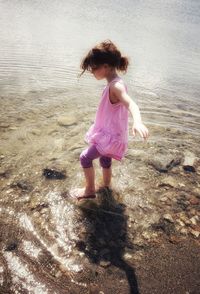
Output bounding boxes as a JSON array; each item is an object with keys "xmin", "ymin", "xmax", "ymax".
[
  {"xmin": 142, "ymin": 231, "xmax": 151, "ymax": 240},
  {"xmin": 163, "ymin": 214, "xmax": 174, "ymax": 223},
  {"xmin": 189, "ymin": 197, "xmax": 199, "ymax": 205},
  {"xmin": 160, "ymin": 196, "xmax": 168, "ymax": 202},
  {"xmin": 190, "ymin": 216, "xmax": 198, "ymax": 225},
  {"xmin": 57, "ymin": 115, "xmax": 77, "ymax": 127},
  {"xmin": 180, "ymin": 228, "xmax": 188, "ymax": 235},
  {"xmin": 123, "ymin": 253, "xmax": 132, "ymax": 260},
  {"xmin": 99, "ymin": 260, "xmax": 111, "ymax": 268},
  {"xmin": 55, "ymin": 271, "xmax": 62, "ymax": 278},
  {"xmin": 160, "ymin": 176, "xmax": 179, "ymax": 188},
  {"xmin": 189, "ymin": 229, "xmax": 200, "ymax": 238},
  {"xmin": 176, "ymin": 219, "xmax": 185, "ymax": 227}
]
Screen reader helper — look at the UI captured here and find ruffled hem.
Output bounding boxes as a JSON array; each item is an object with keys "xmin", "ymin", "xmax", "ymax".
[{"xmin": 84, "ymin": 127, "xmax": 128, "ymax": 160}]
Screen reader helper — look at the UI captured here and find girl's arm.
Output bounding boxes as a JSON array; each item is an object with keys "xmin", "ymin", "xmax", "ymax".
[{"xmin": 110, "ymin": 82, "xmax": 149, "ymax": 140}]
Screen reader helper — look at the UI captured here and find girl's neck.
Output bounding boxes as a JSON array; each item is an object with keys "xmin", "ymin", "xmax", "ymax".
[{"xmin": 106, "ymin": 71, "xmax": 120, "ymax": 84}]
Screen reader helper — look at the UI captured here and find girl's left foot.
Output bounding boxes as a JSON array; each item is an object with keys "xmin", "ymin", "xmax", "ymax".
[{"xmin": 69, "ymin": 188, "xmax": 96, "ymax": 200}]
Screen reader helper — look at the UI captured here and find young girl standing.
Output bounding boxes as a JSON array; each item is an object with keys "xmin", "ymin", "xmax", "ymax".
[{"xmin": 70, "ymin": 40, "xmax": 149, "ymax": 200}]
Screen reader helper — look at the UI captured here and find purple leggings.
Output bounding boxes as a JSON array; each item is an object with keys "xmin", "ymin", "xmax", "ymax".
[{"xmin": 80, "ymin": 145, "xmax": 112, "ymax": 168}]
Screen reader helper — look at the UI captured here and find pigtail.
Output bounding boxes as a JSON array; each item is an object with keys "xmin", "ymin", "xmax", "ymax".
[{"xmin": 119, "ymin": 56, "xmax": 129, "ymax": 72}]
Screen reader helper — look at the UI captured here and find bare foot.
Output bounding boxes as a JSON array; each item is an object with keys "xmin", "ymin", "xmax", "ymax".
[{"xmin": 69, "ymin": 188, "xmax": 96, "ymax": 200}]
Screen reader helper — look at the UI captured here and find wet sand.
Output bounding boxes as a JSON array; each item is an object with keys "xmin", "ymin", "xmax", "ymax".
[{"xmin": 0, "ymin": 90, "xmax": 200, "ymax": 293}]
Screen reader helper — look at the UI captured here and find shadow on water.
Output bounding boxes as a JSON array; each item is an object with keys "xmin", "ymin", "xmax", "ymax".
[{"xmin": 76, "ymin": 187, "xmax": 139, "ymax": 294}]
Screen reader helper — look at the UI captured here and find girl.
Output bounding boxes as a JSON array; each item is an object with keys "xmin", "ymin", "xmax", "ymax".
[{"xmin": 70, "ymin": 40, "xmax": 149, "ymax": 200}]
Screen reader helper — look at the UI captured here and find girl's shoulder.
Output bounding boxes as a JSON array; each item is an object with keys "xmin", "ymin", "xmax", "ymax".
[{"xmin": 109, "ymin": 77, "xmax": 127, "ymax": 92}]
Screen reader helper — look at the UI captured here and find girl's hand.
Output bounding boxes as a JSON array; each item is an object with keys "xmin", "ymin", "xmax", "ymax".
[{"xmin": 132, "ymin": 122, "xmax": 149, "ymax": 140}]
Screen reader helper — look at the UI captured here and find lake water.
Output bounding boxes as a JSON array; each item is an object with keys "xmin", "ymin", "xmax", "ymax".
[
  {"xmin": 0, "ymin": 1, "xmax": 200, "ymax": 293},
  {"xmin": 0, "ymin": 0, "xmax": 200, "ymax": 134}
]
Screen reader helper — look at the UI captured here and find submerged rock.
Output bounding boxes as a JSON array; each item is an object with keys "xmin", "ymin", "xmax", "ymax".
[
  {"xmin": 5, "ymin": 242, "xmax": 18, "ymax": 251},
  {"xmin": 0, "ymin": 168, "xmax": 11, "ymax": 178},
  {"xmin": 151, "ymin": 217, "xmax": 176, "ymax": 236},
  {"xmin": 43, "ymin": 168, "xmax": 66, "ymax": 179},
  {"xmin": 11, "ymin": 180, "xmax": 33, "ymax": 191},
  {"xmin": 57, "ymin": 115, "xmax": 77, "ymax": 127},
  {"xmin": 159, "ymin": 176, "xmax": 180, "ymax": 188},
  {"xmin": 148, "ymin": 154, "xmax": 182, "ymax": 173}
]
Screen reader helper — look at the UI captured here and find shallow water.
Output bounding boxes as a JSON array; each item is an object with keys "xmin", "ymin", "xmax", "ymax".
[{"xmin": 0, "ymin": 0, "xmax": 200, "ymax": 293}]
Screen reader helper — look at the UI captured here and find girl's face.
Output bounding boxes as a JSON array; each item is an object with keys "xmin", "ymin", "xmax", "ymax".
[{"xmin": 89, "ymin": 64, "xmax": 108, "ymax": 80}]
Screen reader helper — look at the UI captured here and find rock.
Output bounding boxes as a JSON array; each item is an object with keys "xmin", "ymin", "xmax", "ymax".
[
  {"xmin": 142, "ymin": 231, "xmax": 151, "ymax": 240},
  {"xmin": 176, "ymin": 196, "xmax": 189, "ymax": 211},
  {"xmin": 123, "ymin": 252, "xmax": 132, "ymax": 260},
  {"xmin": 55, "ymin": 271, "xmax": 62, "ymax": 278},
  {"xmin": 163, "ymin": 214, "xmax": 174, "ymax": 223},
  {"xmin": 179, "ymin": 214, "xmax": 191, "ymax": 225},
  {"xmin": 180, "ymin": 228, "xmax": 188, "ymax": 235},
  {"xmin": 57, "ymin": 115, "xmax": 77, "ymax": 127},
  {"xmin": 183, "ymin": 165, "xmax": 196, "ymax": 172},
  {"xmin": 189, "ymin": 197, "xmax": 199, "ymax": 205},
  {"xmin": 43, "ymin": 168, "xmax": 66, "ymax": 180},
  {"xmin": 189, "ymin": 229, "xmax": 200, "ymax": 238},
  {"xmin": 169, "ymin": 235, "xmax": 182, "ymax": 244},
  {"xmin": 11, "ymin": 180, "xmax": 33, "ymax": 191},
  {"xmin": 183, "ymin": 151, "xmax": 197, "ymax": 172},
  {"xmin": 159, "ymin": 176, "xmax": 179, "ymax": 188},
  {"xmin": 151, "ymin": 218, "xmax": 175, "ymax": 236},
  {"xmin": 5, "ymin": 242, "xmax": 18, "ymax": 251},
  {"xmin": 31, "ymin": 128, "xmax": 42, "ymax": 136},
  {"xmin": 0, "ymin": 169, "xmax": 11, "ymax": 178},
  {"xmin": 160, "ymin": 196, "xmax": 168, "ymax": 202},
  {"xmin": 99, "ymin": 260, "xmax": 111, "ymax": 268},
  {"xmin": 148, "ymin": 154, "xmax": 182, "ymax": 173},
  {"xmin": 176, "ymin": 219, "xmax": 185, "ymax": 227},
  {"xmin": 190, "ymin": 216, "xmax": 198, "ymax": 226}
]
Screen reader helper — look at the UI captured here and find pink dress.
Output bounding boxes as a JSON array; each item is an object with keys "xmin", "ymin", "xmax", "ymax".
[{"xmin": 85, "ymin": 76, "xmax": 129, "ymax": 160}]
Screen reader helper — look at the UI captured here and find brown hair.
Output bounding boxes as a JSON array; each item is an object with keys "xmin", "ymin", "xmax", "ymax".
[{"xmin": 79, "ymin": 39, "xmax": 129, "ymax": 77}]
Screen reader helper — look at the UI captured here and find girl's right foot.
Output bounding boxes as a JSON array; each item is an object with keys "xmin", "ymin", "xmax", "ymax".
[{"xmin": 69, "ymin": 188, "xmax": 96, "ymax": 200}]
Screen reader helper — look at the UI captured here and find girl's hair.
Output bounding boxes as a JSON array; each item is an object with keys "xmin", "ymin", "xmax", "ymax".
[{"xmin": 79, "ymin": 39, "xmax": 129, "ymax": 77}]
